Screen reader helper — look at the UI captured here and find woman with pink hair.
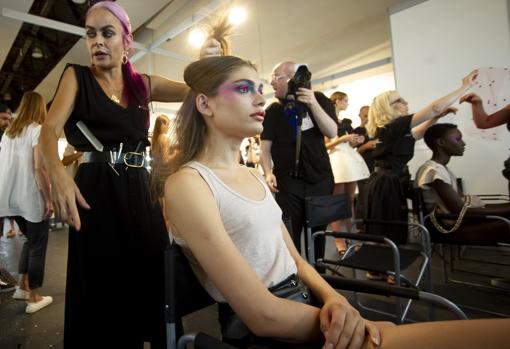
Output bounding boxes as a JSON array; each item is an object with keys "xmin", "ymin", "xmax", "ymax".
[{"xmin": 39, "ymin": 2, "xmax": 220, "ymax": 348}]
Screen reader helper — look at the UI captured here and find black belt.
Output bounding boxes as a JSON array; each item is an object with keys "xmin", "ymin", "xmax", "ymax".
[{"xmin": 82, "ymin": 151, "xmax": 146, "ymax": 168}]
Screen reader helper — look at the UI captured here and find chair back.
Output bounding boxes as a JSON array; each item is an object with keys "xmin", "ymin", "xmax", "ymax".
[{"xmin": 165, "ymin": 243, "xmax": 216, "ymax": 323}]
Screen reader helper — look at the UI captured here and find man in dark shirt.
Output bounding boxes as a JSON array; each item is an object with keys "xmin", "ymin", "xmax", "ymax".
[{"xmin": 260, "ymin": 61, "xmax": 337, "ymax": 259}]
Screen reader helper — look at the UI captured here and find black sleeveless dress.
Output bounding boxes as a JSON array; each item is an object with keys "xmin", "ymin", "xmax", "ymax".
[
  {"xmin": 62, "ymin": 65, "xmax": 169, "ymax": 349},
  {"xmin": 363, "ymin": 115, "xmax": 415, "ymax": 244}
]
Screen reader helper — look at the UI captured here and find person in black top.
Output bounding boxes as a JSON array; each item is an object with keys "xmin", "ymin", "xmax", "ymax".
[
  {"xmin": 363, "ymin": 70, "xmax": 478, "ymax": 245},
  {"xmin": 260, "ymin": 61, "xmax": 337, "ymax": 259},
  {"xmin": 38, "ymin": 2, "xmax": 221, "ymax": 348}
]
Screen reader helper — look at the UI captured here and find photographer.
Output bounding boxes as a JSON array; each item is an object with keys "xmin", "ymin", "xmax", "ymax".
[{"xmin": 260, "ymin": 61, "xmax": 337, "ymax": 260}]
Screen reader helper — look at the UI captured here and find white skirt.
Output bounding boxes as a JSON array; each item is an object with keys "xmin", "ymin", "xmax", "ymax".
[{"xmin": 329, "ymin": 142, "xmax": 370, "ymax": 183}]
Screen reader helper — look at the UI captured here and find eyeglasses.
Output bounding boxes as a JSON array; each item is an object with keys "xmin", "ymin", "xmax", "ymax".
[
  {"xmin": 390, "ymin": 97, "xmax": 407, "ymax": 105},
  {"xmin": 270, "ymin": 74, "xmax": 288, "ymax": 82}
]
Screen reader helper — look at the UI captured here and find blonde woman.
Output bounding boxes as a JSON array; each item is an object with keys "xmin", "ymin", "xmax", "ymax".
[
  {"xmin": 326, "ymin": 92, "xmax": 370, "ymax": 254},
  {"xmin": 0, "ymin": 91, "xmax": 53, "ymax": 313},
  {"xmin": 151, "ymin": 114, "xmax": 171, "ymax": 166},
  {"xmin": 363, "ymin": 71, "xmax": 477, "ymax": 245}
]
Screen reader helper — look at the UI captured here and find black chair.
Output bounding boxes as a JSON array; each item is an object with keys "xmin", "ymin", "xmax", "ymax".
[
  {"xmin": 412, "ymin": 187, "xmax": 510, "ymax": 295},
  {"xmin": 305, "ymin": 193, "xmax": 432, "ymax": 323},
  {"xmin": 165, "ymin": 241, "xmax": 468, "ymax": 349}
]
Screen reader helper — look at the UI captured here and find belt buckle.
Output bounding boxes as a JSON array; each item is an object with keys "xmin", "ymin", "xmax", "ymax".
[{"xmin": 123, "ymin": 152, "xmax": 145, "ymax": 168}]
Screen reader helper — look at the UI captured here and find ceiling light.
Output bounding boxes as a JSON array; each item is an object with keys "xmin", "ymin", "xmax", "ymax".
[
  {"xmin": 4, "ymin": 93, "xmax": 12, "ymax": 101},
  {"xmin": 229, "ymin": 7, "xmax": 247, "ymax": 26},
  {"xmin": 188, "ymin": 28, "xmax": 206, "ymax": 49},
  {"xmin": 32, "ymin": 46, "xmax": 43, "ymax": 59},
  {"xmin": 71, "ymin": 0, "xmax": 87, "ymax": 4}
]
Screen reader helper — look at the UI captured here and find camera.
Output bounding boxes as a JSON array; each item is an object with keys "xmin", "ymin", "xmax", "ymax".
[
  {"xmin": 284, "ymin": 65, "xmax": 312, "ymax": 126},
  {"xmin": 286, "ymin": 64, "xmax": 312, "ymax": 101}
]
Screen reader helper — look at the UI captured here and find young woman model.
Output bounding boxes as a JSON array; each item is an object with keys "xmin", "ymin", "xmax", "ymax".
[
  {"xmin": 38, "ymin": 2, "xmax": 220, "ymax": 348},
  {"xmin": 0, "ymin": 92, "xmax": 53, "ymax": 313},
  {"xmin": 161, "ymin": 56, "xmax": 509, "ymax": 348},
  {"xmin": 326, "ymin": 92, "xmax": 370, "ymax": 253},
  {"xmin": 363, "ymin": 72, "xmax": 478, "ymax": 245}
]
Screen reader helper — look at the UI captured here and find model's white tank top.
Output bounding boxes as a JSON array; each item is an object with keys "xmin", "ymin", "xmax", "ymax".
[{"xmin": 173, "ymin": 161, "xmax": 297, "ymax": 302}]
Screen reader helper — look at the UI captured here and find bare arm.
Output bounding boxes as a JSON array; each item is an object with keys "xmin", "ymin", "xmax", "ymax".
[
  {"xmin": 460, "ymin": 93, "xmax": 510, "ymax": 129},
  {"xmin": 33, "ymin": 145, "xmax": 52, "ymax": 219},
  {"xmin": 410, "ymin": 71, "xmax": 478, "ymax": 131},
  {"xmin": 165, "ymin": 170, "xmax": 322, "ymax": 342},
  {"xmin": 279, "ymin": 222, "xmax": 381, "ymax": 348},
  {"xmin": 39, "ymin": 66, "xmax": 90, "ymax": 230},
  {"xmin": 62, "ymin": 151, "xmax": 83, "ymax": 166},
  {"xmin": 431, "ymin": 180, "xmax": 510, "ymax": 216},
  {"xmin": 146, "ymin": 75, "xmax": 189, "ymax": 103},
  {"xmin": 260, "ymin": 140, "xmax": 278, "ymax": 192},
  {"xmin": 325, "ymin": 134, "xmax": 358, "ymax": 150},
  {"xmin": 412, "ymin": 106, "xmax": 459, "ymax": 140}
]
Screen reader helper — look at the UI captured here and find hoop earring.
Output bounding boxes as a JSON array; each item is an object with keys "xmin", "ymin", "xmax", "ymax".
[{"xmin": 122, "ymin": 52, "xmax": 128, "ymax": 65}]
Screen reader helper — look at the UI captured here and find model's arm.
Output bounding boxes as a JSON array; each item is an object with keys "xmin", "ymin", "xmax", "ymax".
[
  {"xmin": 460, "ymin": 93, "xmax": 510, "ymax": 129},
  {"xmin": 165, "ymin": 169, "xmax": 326, "ymax": 343},
  {"xmin": 278, "ymin": 221, "xmax": 381, "ymax": 348},
  {"xmin": 39, "ymin": 66, "xmax": 90, "ymax": 230},
  {"xmin": 260, "ymin": 140, "xmax": 278, "ymax": 192},
  {"xmin": 431, "ymin": 180, "xmax": 510, "ymax": 216},
  {"xmin": 410, "ymin": 71, "xmax": 477, "ymax": 133},
  {"xmin": 296, "ymin": 89, "xmax": 337, "ymax": 138},
  {"xmin": 33, "ymin": 145, "xmax": 53, "ymax": 219}
]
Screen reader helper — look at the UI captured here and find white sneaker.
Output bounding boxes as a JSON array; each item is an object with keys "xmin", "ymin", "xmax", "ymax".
[
  {"xmin": 26, "ymin": 296, "xmax": 53, "ymax": 314},
  {"xmin": 12, "ymin": 286, "xmax": 29, "ymax": 300}
]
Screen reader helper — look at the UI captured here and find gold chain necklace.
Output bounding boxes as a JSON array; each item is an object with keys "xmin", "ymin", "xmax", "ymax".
[{"xmin": 97, "ymin": 77, "xmax": 123, "ymax": 104}]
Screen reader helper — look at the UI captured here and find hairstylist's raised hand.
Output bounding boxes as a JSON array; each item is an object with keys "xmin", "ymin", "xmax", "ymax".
[
  {"xmin": 462, "ymin": 70, "xmax": 478, "ymax": 86},
  {"xmin": 460, "ymin": 92, "xmax": 482, "ymax": 105},
  {"xmin": 199, "ymin": 38, "xmax": 223, "ymax": 58},
  {"xmin": 50, "ymin": 168, "xmax": 90, "ymax": 230},
  {"xmin": 320, "ymin": 297, "xmax": 380, "ymax": 348}
]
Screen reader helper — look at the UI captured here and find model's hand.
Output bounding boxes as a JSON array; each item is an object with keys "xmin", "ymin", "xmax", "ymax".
[
  {"xmin": 265, "ymin": 173, "xmax": 278, "ymax": 193},
  {"xmin": 460, "ymin": 92, "xmax": 482, "ymax": 105},
  {"xmin": 49, "ymin": 168, "xmax": 90, "ymax": 230},
  {"xmin": 320, "ymin": 298, "xmax": 380, "ymax": 349},
  {"xmin": 462, "ymin": 69, "xmax": 478, "ymax": 86},
  {"xmin": 296, "ymin": 88, "xmax": 318, "ymax": 107},
  {"xmin": 199, "ymin": 38, "xmax": 223, "ymax": 58}
]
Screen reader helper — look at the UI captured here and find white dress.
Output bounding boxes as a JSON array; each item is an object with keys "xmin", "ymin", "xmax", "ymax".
[
  {"xmin": 329, "ymin": 141, "xmax": 370, "ymax": 183},
  {"xmin": 0, "ymin": 123, "xmax": 45, "ymax": 223}
]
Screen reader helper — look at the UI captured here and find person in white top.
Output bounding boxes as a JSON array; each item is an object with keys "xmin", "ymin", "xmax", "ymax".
[
  {"xmin": 415, "ymin": 123, "xmax": 510, "ymax": 244},
  {"xmin": 158, "ymin": 54, "xmax": 509, "ymax": 347},
  {"xmin": 0, "ymin": 91, "xmax": 53, "ymax": 313}
]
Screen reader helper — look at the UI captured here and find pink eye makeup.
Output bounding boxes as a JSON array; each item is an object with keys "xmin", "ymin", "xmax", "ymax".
[{"xmin": 220, "ymin": 79, "xmax": 264, "ymax": 96}]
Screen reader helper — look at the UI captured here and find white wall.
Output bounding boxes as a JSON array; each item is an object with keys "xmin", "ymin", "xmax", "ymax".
[{"xmin": 390, "ymin": 0, "xmax": 510, "ymax": 194}]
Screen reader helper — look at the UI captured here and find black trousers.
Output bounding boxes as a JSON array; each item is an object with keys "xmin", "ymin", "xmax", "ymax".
[
  {"xmin": 275, "ymin": 175, "xmax": 334, "ymax": 264},
  {"xmin": 12, "ymin": 216, "xmax": 50, "ymax": 289}
]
